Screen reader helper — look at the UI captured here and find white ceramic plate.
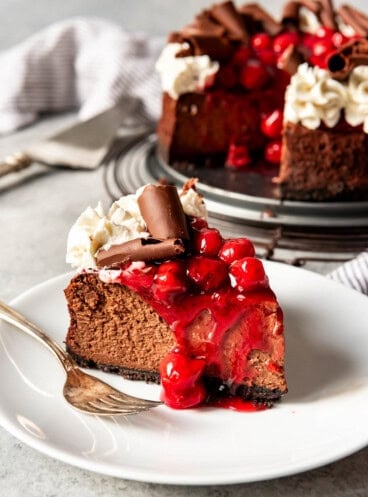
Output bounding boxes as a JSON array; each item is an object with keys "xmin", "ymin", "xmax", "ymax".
[{"xmin": 0, "ymin": 262, "xmax": 368, "ymax": 485}]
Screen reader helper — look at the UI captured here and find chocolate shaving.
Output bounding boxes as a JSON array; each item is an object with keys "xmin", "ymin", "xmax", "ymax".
[
  {"xmin": 184, "ymin": 34, "xmax": 235, "ymax": 61},
  {"xmin": 338, "ymin": 5, "xmax": 368, "ymax": 37},
  {"xmin": 278, "ymin": 44, "xmax": 305, "ymax": 74},
  {"xmin": 327, "ymin": 39, "xmax": 368, "ymax": 80},
  {"xmin": 96, "ymin": 238, "xmax": 185, "ymax": 268},
  {"xmin": 210, "ymin": 1, "xmax": 250, "ymax": 42},
  {"xmin": 182, "ymin": 12, "xmax": 226, "ymax": 38},
  {"xmin": 282, "ymin": 1, "xmax": 301, "ymax": 29},
  {"xmin": 299, "ymin": 0, "xmax": 322, "ymax": 15},
  {"xmin": 239, "ymin": 3, "xmax": 282, "ymax": 36},
  {"xmin": 138, "ymin": 184, "xmax": 190, "ymax": 240},
  {"xmin": 319, "ymin": 0, "xmax": 338, "ymax": 30}
]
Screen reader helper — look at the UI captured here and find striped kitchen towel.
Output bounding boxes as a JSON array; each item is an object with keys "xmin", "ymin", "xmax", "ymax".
[
  {"xmin": 328, "ymin": 251, "xmax": 368, "ymax": 295},
  {"xmin": 0, "ymin": 18, "xmax": 164, "ymax": 135}
]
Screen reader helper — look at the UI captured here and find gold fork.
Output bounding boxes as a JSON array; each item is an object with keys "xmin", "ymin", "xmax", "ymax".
[{"xmin": 0, "ymin": 300, "xmax": 162, "ymax": 416}]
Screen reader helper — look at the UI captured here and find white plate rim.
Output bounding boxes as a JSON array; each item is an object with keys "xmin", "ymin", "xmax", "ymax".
[{"xmin": 0, "ymin": 263, "xmax": 368, "ymax": 485}]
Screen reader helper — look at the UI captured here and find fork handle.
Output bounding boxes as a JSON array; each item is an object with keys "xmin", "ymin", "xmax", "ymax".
[
  {"xmin": 0, "ymin": 299, "xmax": 76, "ymax": 373},
  {"xmin": 0, "ymin": 152, "xmax": 33, "ymax": 178}
]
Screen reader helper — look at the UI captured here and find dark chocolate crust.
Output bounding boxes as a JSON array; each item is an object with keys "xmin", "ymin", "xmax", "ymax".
[{"xmin": 67, "ymin": 346, "xmax": 285, "ymax": 401}]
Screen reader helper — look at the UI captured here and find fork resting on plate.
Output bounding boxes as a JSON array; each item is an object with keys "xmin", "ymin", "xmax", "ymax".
[{"xmin": 0, "ymin": 300, "xmax": 162, "ymax": 416}]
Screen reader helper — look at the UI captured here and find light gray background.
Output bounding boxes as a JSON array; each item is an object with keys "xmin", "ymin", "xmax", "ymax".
[{"xmin": 0, "ymin": 1, "xmax": 367, "ymax": 496}]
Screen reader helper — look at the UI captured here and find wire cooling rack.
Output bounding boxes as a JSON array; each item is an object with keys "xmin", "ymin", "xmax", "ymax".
[{"xmin": 102, "ymin": 133, "xmax": 368, "ymax": 267}]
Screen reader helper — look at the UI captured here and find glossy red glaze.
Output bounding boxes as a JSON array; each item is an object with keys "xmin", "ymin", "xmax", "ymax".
[
  {"xmin": 113, "ymin": 226, "xmax": 281, "ymax": 409},
  {"xmin": 210, "ymin": 397, "xmax": 269, "ymax": 412}
]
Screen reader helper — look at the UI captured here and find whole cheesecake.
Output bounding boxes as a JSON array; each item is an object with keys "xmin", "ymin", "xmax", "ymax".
[
  {"xmin": 64, "ymin": 181, "xmax": 287, "ymax": 409},
  {"xmin": 155, "ymin": 0, "xmax": 368, "ymax": 201}
]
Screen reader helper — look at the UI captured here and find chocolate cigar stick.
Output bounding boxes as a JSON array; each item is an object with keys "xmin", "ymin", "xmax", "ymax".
[
  {"xmin": 319, "ymin": 0, "xmax": 338, "ymax": 30},
  {"xmin": 327, "ymin": 39, "xmax": 368, "ymax": 79},
  {"xmin": 282, "ymin": 1, "xmax": 301, "ymax": 29},
  {"xmin": 239, "ymin": 4, "xmax": 282, "ymax": 36},
  {"xmin": 210, "ymin": 1, "xmax": 250, "ymax": 42},
  {"xmin": 138, "ymin": 184, "xmax": 189, "ymax": 240},
  {"xmin": 97, "ymin": 238, "xmax": 185, "ymax": 268},
  {"xmin": 278, "ymin": 44, "xmax": 305, "ymax": 74},
  {"xmin": 338, "ymin": 5, "xmax": 368, "ymax": 37}
]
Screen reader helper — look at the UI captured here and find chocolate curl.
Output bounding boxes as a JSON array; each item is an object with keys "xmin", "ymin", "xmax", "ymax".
[
  {"xmin": 319, "ymin": 0, "xmax": 338, "ymax": 30},
  {"xmin": 299, "ymin": 0, "xmax": 322, "ymax": 15},
  {"xmin": 239, "ymin": 4, "xmax": 282, "ymax": 36},
  {"xmin": 278, "ymin": 44, "xmax": 305, "ymax": 74},
  {"xmin": 182, "ymin": 12, "xmax": 226, "ymax": 38},
  {"xmin": 96, "ymin": 238, "xmax": 185, "ymax": 268},
  {"xmin": 138, "ymin": 185, "xmax": 190, "ymax": 240},
  {"xmin": 327, "ymin": 39, "xmax": 368, "ymax": 80},
  {"xmin": 282, "ymin": 1, "xmax": 301, "ymax": 29},
  {"xmin": 338, "ymin": 5, "xmax": 368, "ymax": 37},
  {"xmin": 210, "ymin": 1, "xmax": 250, "ymax": 42},
  {"xmin": 184, "ymin": 34, "xmax": 235, "ymax": 61}
]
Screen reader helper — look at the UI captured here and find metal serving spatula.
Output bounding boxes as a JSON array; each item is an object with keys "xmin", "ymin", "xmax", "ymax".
[{"xmin": 0, "ymin": 98, "xmax": 139, "ymax": 178}]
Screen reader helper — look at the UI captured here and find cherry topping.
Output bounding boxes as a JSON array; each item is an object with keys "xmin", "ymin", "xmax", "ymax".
[
  {"xmin": 265, "ymin": 140, "xmax": 282, "ymax": 164},
  {"xmin": 160, "ymin": 350, "xmax": 206, "ymax": 409},
  {"xmin": 187, "ymin": 256, "xmax": 228, "ymax": 291},
  {"xmin": 331, "ymin": 32, "xmax": 348, "ymax": 48},
  {"xmin": 232, "ymin": 46, "xmax": 252, "ymax": 66},
  {"xmin": 256, "ymin": 49, "xmax": 277, "ymax": 66},
  {"xmin": 188, "ymin": 216, "xmax": 208, "ymax": 231},
  {"xmin": 229, "ymin": 257, "xmax": 268, "ymax": 292},
  {"xmin": 152, "ymin": 260, "xmax": 188, "ymax": 301},
  {"xmin": 226, "ymin": 143, "xmax": 252, "ymax": 168},
  {"xmin": 251, "ymin": 33, "xmax": 273, "ymax": 51},
  {"xmin": 219, "ymin": 238, "xmax": 255, "ymax": 264},
  {"xmin": 192, "ymin": 228, "xmax": 223, "ymax": 256},
  {"xmin": 315, "ymin": 26, "xmax": 334, "ymax": 39},
  {"xmin": 261, "ymin": 110, "xmax": 283, "ymax": 139},
  {"xmin": 273, "ymin": 32, "xmax": 299, "ymax": 54},
  {"xmin": 312, "ymin": 38, "xmax": 334, "ymax": 58},
  {"xmin": 239, "ymin": 60, "xmax": 269, "ymax": 90}
]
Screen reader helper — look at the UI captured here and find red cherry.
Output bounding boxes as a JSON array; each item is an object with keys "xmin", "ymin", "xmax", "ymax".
[
  {"xmin": 261, "ymin": 110, "xmax": 284, "ymax": 138},
  {"xmin": 188, "ymin": 216, "xmax": 208, "ymax": 231},
  {"xmin": 273, "ymin": 32, "xmax": 299, "ymax": 54},
  {"xmin": 226, "ymin": 143, "xmax": 252, "ymax": 168},
  {"xmin": 256, "ymin": 49, "xmax": 277, "ymax": 66},
  {"xmin": 312, "ymin": 38, "xmax": 334, "ymax": 58},
  {"xmin": 187, "ymin": 256, "xmax": 228, "ymax": 292},
  {"xmin": 232, "ymin": 46, "xmax": 252, "ymax": 66},
  {"xmin": 219, "ymin": 238, "xmax": 255, "ymax": 264},
  {"xmin": 152, "ymin": 261, "xmax": 188, "ymax": 301},
  {"xmin": 265, "ymin": 140, "xmax": 282, "ymax": 164},
  {"xmin": 315, "ymin": 26, "xmax": 334, "ymax": 39},
  {"xmin": 309, "ymin": 54, "xmax": 327, "ymax": 69},
  {"xmin": 251, "ymin": 33, "xmax": 273, "ymax": 51},
  {"xmin": 239, "ymin": 60, "xmax": 269, "ymax": 90},
  {"xmin": 160, "ymin": 351, "xmax": 206, "ymax": 409},
  {"xmin": 229, "ymin": 257, "xmax": 269, "ymax": 292},
  {"xmin": 192, "ymin": 228, "xmax": 223, "ymax": 256},
  {"xmin": 331, "ymin": 32, "xmax": 348, "ymax": 48}
]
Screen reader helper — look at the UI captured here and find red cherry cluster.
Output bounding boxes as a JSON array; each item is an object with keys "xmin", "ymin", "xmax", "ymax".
[{"xmin": 160, "ymin": 348, "xmax": 206, "ymax": 409}]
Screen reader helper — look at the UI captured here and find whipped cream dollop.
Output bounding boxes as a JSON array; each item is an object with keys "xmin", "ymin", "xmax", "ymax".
[
  {"xmin": 284, "ymin": 63, "xmax": 368, "ymax": 132},
  {"xmin": 155, "ymin": 43, "xmax": 219, "ymax": 99},
  {"xmin": 284, "ymin": 63, "xmax": 347, "ymax": 129},
  {"xmin": 66, "ymin": 185, "xmax": 207, "ymax": 270},
  {"xmin": 345, "ymin": 65, "xmax": 368, "ymax": 133}
]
